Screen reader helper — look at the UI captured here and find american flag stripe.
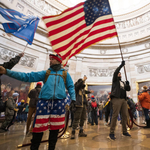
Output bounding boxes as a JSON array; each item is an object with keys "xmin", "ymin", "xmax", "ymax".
[
  {"xmin": 43, "ymin": 3, "xmax": 83, "ymax": 21},
  {"xmin": 50, "ymin": 16, "xmax": 114, "ymax": 45},
  {"xmin": 33, "ymin": 126, "xmax": 49, "ymax": 133},
  {"xmin": 36, "ymin": 115, "xmax": 49, "ymax": 119},
  {"xmin": 35, "ymin": 118, "xmax": 49, "ymax": 124},
  {"xmin": 50, "ymin": 121, "xmax": 65, "ymax": 126},
  {"xmin": 52, "ymin": 19, "xmax": 115, "ymax": 54},
  {"xmin": 50, "ymin": 117, "xmax": 65, "ymax": 122},
  {"xmin": 33, "ymin": 114, "xmax": 65, "ymax": 132},
  {"xmin": 57, "ymin": 27, "xmax": 116, "ymax": 57},
  {"xmin": 35, "ymin": 123, "xmax": 49, "ymax": 128},
  {"xmin": 50, "ymin": 125, "xmax": 65, "ymax": 130},
  {"xmin": 46, "ymin": 8, "xmax": 83, "ymax": 28},
  {"xmin": 62, "ymin": 30, "xmax": 116, "ymax": 59},
  {"xmin": 50, "ymin": 114, "xmax": 65, "ymax": 118},
  {"xmin": 61, "ymin": 32, "xmax": 116, "ymax": 63},
  {"xmin": 42, "ymin": 0, "xmax": 117, "ymax": 65}
]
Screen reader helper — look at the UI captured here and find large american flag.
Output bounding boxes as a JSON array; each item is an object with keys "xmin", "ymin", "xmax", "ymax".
[{"xmin": 42, "ymin": 0, "xmax": 117, "ymax": 65}]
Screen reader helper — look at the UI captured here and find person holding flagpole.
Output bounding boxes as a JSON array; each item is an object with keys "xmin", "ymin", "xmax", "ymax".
[
  {"xmin": 0, "ymin": 53, "xmax": 76, "ymax": 150},
  {"xmin": 0, "ymin": 52, "xmax": 24, "ymax": 101},
  {"xmin": 108, "ymin": 61, "xmax": 131, "ymax": 141}
]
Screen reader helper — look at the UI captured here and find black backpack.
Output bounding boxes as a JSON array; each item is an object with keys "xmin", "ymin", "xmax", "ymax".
[{"xmin": 0, "ymin": 100, "xmax": 7, "ymax": 112}]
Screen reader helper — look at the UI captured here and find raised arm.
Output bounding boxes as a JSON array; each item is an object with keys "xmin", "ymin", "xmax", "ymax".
[
  {"xmin": 112, "ymin": 61, "xmax": 125, "ymax": 82},
  {"xmin": 2, "ymin": 53, "xmax": 24, "ymax": 69},
  {"xmin": 0, "ymin": 66, "xmax": 46, "ymax": 83}
]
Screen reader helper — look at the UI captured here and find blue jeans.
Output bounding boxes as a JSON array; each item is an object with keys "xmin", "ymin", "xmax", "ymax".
[
  {"xmin": 99, "ymin": 110, "xmax": 103, "ymax": 120},
  {"xmin": 23, "ymin": 113, "xmax": 28, "ymax": 122},
  {"xmin": 88, "ymin": 112, "xmax": 91, "ymax": 123},
  {"xmin": 138, "ymin": 111, "xmax": 142, "ymax": 117},
  {"xmin": 17, "ymin": 113, "xmax": 24, "ymax": 122},
  {"xmin": 91, "ymin": 110, "xmax": 98, "ymax": 125}
]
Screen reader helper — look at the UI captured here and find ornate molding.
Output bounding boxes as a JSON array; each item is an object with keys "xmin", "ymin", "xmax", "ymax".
[
  {"xmin": 89, "ymin": 67, "xmax": 116, "ymax": 77},
  {"xmin": 25, "ymin": 0, "xmax": 61, "ymax": 15},
  {"xmin": 145, "ymin": 43, "xmax": 150, "ymax": 49},
  {"xmin": 137, "ymin": 64, "xmax": 150, "ymax": 74},
  {"xmin": 116, "ymin": 11, "xmax": 150, "ymax": 30},
  {"xmin": 0, "ymin": 48, "xmax": 36, "ymax": 68},
  {"xmin": 16, "ymin": 2, "xmax": 24, "ymax": 11}
]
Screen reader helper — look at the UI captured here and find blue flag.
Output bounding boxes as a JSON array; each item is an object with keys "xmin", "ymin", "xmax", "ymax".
[{"xmin": 0, "ymin": 7, "xmax": 40, "ymax": 45}]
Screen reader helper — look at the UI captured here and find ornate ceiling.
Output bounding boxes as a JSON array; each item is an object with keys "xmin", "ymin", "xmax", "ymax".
[
  {"xmin": 0, "ymin": 0, "xmax": 150, "ymax": 46},
  {"xmin": 56, "ymin": 0, "xmax": 150, "ymax": 16}
]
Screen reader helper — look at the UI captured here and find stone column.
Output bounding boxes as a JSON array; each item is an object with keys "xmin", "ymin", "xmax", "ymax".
[{"xmin": 74, "ymin": 57, "xmax": 83, "ymax": 82}]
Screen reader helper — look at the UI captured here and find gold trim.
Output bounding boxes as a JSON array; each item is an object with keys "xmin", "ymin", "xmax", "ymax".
[{"xmin": 136, "ymin": 79, "xmax": 150, "ymax": 83}]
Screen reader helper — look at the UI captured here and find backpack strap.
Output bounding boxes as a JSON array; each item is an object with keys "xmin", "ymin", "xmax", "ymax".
[
  {"xmin": 62, "ymin": 70, "xmax": 67, "ymax": 87},
  {"xmin": 44, "ymin": 70, "xmax": 67, "ymax": 88},
  {"xmin": 44, "ymin": 70, "xmax": 51, "ymax": 83}
]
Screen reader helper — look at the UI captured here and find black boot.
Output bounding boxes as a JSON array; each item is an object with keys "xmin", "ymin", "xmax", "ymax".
[
  {"xmin": 48, "ymin": 130, "xmax": 59, "ymax": 150},
  {"xmin": 143, "ymin": 120, "xmax": 149, "ymax": 128},
  {"xmin": 70, "ymin": 130, "xmax": 75, "ymax": 139},
  {"xmin": 30, "ymin": 132, "xmax": 43, "ymax": 150},
  {"xmin": 79, "ymin": 129, "xmax": 87, "ymax": 137},
  {"xmin": 148, "ymin": 119, "xmax": 150, "ymax": 128}
]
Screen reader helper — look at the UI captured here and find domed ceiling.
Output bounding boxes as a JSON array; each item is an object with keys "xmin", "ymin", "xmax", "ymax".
[
  {"xmin": 57, "ymin": 0, "xmax": 150, "ymax": 16},
  {"xmin": 54, "ymin": 0, "xmax": 150, "ymax": 45}
]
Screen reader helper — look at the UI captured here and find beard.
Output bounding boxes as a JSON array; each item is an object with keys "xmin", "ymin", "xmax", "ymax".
[{"xmin": 81, "ymin": 84, "xmax": 85, "ymax": 89}]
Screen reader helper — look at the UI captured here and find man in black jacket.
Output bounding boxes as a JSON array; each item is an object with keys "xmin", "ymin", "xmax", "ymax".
[
  {"xmin": 0, "ymin": 53, "xmax": 24, "ymax": 116},
  {"xmin": 0, "ymin": 52, "xmax": 24, "ymax": 101},
  {"xmin": 70, "ymin": 75, "xmax": 94, "ymax": 139},
  {"xmin": 108, "ymin": 61, "xmax": 131, "ymax": 141},
  {"xmin": 26, "ymin": 82, "xmax": 42, "ymax": 136}
]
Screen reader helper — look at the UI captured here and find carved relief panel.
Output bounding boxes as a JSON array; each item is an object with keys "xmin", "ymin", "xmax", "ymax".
[
  {"xmin": 89, "ymin": 67, "xmax": 116, "ymax": 77},
  {"xmin": 0, "ymin": 48, "xmax": 36, "ymax": 68},
  {"xmin": 136, "ymin": 64, "xmax": 150, "ymax": 74}
]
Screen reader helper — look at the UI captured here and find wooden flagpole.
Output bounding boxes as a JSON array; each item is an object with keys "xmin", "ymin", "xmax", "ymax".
[
  {"xmin": 116, "ymin": 36, "xmax": 127, "ymax": 81},
  {"xmin": 108, "ymin": 0, "xmax": 127, "ymax": 81}
]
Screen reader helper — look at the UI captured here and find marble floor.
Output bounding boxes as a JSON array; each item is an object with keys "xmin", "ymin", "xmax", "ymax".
[{"xmin": 0, "ymin": 118, "xmax": 150, "ymax": 150}]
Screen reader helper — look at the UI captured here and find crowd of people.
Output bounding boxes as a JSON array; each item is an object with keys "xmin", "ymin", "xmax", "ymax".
[{"xmin": 0, "ymin": 54, "xmax": 150, "ymax": 150}]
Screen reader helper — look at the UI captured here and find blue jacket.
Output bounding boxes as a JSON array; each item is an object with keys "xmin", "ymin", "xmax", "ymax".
[{"xmin": 6, "ymin": 68, "xmax": 76, "ymax": 101}]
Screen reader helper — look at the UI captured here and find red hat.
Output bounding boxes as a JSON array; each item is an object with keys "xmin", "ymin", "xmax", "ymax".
[
  {"xmin": 91, "ymin": 95, "xmax": 95, "ymax": 99},
  {"xmin": 36, "ymin": 82, "xmax": 42, "ymax": 86},
  {"xmin": 108, "ymin": 92, "xmax": 111, "ymax": 95},
  {"xmin": 49, "ymin": 54, "xmax": 62, "ymax": 64}
]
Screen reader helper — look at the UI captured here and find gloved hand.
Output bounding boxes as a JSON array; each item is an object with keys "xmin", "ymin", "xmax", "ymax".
[
  {"xmin": 121, "ymin": 60, "xmax": 125, "ymax": 67},
  {"xmin": 70, "ymin": 100, "xmax": 76, "ymax": 113},
  {"xmin": 14, "ymin": 108, "xmax": 18, "ymax": 112},
  {"xmin": 125, "ymin": 81, "xmax": 129, "ymax": 85}
]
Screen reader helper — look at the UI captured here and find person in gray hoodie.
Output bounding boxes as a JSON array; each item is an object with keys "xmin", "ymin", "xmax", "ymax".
[{"xmin": 0, "ymin": 92, "xmax": 19, "ymax": 132}]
